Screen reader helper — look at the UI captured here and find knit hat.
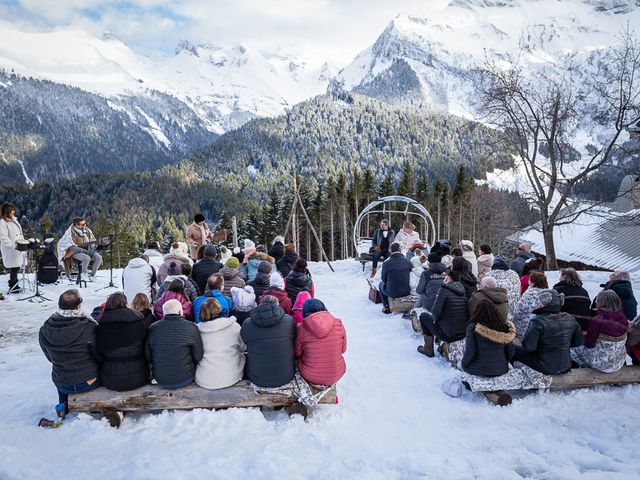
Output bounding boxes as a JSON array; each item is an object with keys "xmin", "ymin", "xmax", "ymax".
[
  {"xmin": 203, "ymin": 244, "xmax": 217, "ymax": 258},
  {"xmin": 293, "ymin": 258, "xmax": 307, "ymax": 273},
  {"xmin": 492, "ymin": 255, "xmax": 509, "ymax": 271},
  {"xmin": 284, "ymin": 243, "xmax": 296, "ymax": 252},
  {"xmin": 302, "ymin": 298, "xmax": 326, "ymax": 318},
  {"xmin": 269, "ymin": 271, "xmax": 285, "ymax": 290},
  {"xmin": 167, "ymin": 261, "xmax": 181, "ymax": 276},
  {"xmin": 233, "ymin": 247, "xmax": 241, "ymax": 254},
  {"xmin": 273, "ymin": 235, "xmax": 285, "ymax": 245},
  {"xmin": 428, "ymin": 252, "xmax": 442, "ymax": 263},
  {"xmin": 258, "ymin": 261, "xmax": 272, "ymax": 274},
  {"xmin": 226, "ymin": 257, "xmax": 240, "ymax": 269},
  {"xmin": 537, "ymin": 289, "xmax": 563, "ymax": 312},
  {"xmin": 244, "ymin": 239, "xmax": 255, "ymax": 249},
  {"xmin": 260, "ymin": 295, "xmax": 279, "ymax": 305},
  {"xmin": 231, "ymin": 286, "xmax": 256, "ymax": 311},
  {"xmin": 460, "ymin": 240, "xmax": 474, "ymax": 252}
]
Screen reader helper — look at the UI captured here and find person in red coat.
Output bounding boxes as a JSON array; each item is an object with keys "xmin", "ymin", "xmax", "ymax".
[{"xmin": 295, "ymin": 299, "xmax": 346, "ymax": 386}]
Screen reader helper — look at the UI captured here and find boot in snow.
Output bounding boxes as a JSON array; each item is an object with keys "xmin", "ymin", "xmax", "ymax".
[{"xmin": 417, "ymin": 335, "xmax": 435, "ymax": 357}]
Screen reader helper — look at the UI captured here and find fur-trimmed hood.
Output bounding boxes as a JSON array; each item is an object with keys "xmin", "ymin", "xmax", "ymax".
[
  {"xmin": 249, "ymin": 251, "xmax": 275, "ymax": 264},
  {"xmin": 475, "ymin": 321, "xmax": 516, "ymax": 345}
]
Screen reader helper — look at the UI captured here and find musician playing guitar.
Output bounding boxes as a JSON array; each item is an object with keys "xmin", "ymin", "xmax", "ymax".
[{"xmin": 57, "ymin": 217, "xmax": 102, "ymax": 281}]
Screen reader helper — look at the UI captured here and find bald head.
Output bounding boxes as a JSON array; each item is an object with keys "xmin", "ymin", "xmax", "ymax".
[
  {"xmin": 517, "ymin": 243, "xmax": 530, "ymax": 253},
  {"xmin": 480, "ymin": 276, "xmax": 498, "ymax": 289}
]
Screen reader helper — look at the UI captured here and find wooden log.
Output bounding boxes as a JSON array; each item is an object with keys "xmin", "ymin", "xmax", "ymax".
[
  {"xmin": 550, "ymin": 366, "xmax": 640, "ymax": 389},
  {"xmin": 482, "ymin": 390, "xmax": 512, "ymax": 406},
  {"xmin": 68, "ymin": 381, "xmax": 337, "ymax": 413}
]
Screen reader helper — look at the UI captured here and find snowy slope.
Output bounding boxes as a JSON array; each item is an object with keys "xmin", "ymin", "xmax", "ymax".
[
  {"xmin": 1, "ymin": 260, "xmax": 639, "ymax": 479},
  {"xmin": 0, "ymin": 22, "xmax": 331, "ymax": 133},
  {"xmin": 336, "ymin": 0, "xmax": 640, "ymax": 117}
]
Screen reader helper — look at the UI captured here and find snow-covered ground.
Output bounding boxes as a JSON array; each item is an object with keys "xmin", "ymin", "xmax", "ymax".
[{"xmin": 1, "ymin": 261, "xmax": 639, "ymax": 479}]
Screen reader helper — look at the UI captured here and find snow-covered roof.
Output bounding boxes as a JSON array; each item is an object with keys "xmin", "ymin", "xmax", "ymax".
[{"xmin": 507, "ymin": 203, "xmax": 640, "ymax": 273}]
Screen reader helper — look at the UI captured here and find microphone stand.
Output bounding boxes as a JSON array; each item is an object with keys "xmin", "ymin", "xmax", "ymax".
[{"xmin": 97, "ymin": 233, "xmax": 117, "ymax": 292}]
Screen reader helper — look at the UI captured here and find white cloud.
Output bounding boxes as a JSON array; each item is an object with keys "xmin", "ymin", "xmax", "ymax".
[{"xmin": 0, "ymin": 0, "xmax": 449, "ymax": 65}]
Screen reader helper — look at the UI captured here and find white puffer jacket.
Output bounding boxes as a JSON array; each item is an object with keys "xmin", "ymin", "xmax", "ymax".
[
  {"xmin": 122, "ymin": 257, "xmax": 156, "ymax": 303},
  {"xmin": 0, "ymin": 217, "xmax": 25, "ymax": 268},
  {"xmin": 195, "ymin": 316, "xmax": 246, "ymax": 390}
]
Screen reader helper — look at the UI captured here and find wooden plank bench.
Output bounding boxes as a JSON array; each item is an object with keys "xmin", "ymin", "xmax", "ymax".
[
  {"xmin": 476, "ymin": 366, "xmax": 640, "ymax": 406},
  {"xmin": 389, "ymin": 295, "xmax": 418, "ymax": 313},
  {"xmin": 69, "ymin": 380, "xmax": 338, "ymax": 426}
]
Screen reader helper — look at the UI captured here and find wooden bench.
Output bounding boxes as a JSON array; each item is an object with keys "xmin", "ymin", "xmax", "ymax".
[
  {"xmin": 477, "ymin": 366, "xmax": 640, "ymax": 406},
  {"xmin": 69, "ymin": 381, "xmax": 338, "ymax": 426},
  {"xmin": 389, "ymin": 295, "xmax": 418, "ymax": 313}
]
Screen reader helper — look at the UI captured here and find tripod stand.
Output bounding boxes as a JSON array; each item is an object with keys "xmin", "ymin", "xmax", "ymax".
[
  {"xmin": 8, "ymin": 253, "xmax": 33, "ymax": 295},
  {"xmin": 97, "ymin": 234, "xmax": 117, "ymax": 292},
  {"xmin": 18, "ymin": 249, "xmax": 50, "ymax": 303}
]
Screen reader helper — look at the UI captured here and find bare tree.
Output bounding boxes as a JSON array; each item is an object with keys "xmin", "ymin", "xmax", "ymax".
[{"xmin": 471, "ymin": 29, "xmax": 640, "ymax": 268}]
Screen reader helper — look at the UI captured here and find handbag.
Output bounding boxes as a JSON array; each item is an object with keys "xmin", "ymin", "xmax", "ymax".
[{"xmin": 367, "ymin": 279, "xmax": 381, "ymax": 304}]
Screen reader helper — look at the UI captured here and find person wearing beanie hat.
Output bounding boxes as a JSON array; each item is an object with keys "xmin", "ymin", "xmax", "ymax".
[
  {"xmin": 484, "ymin": 255, "xmax": 521, "ymax": 320},
  {"xmin": 415, "ymin": 252, "xmax": 447, "ymax": 312},
  {"xmin": 459, "ymin": 240, "xmax": 478, "ymax": 277},
  {"xmin": 191, "ymin": 245, "xmax": 224, "ymax": 295},
  {"xmin": 477, "ymin": 244, "xmax": 494, "ymax": 281},
  {"xmin": 248, "ymin": 260, "xmax": 273, "ymax": 297},
  {"xmin": 186, "ymin": 214, "xmax": 215, "ymax": 260},
  {"xmin": 221, "ymin": 257, "xmax": 246, "ymax": 297},
  {"xmin": 156, "ymin": 261, "xmax": 198, "ymax": 303},
  {"xmin": 259, "ymin": 272, "xmax": 292, "ymax": 315},
  {"xmin": 295, "ymin": 298, "xmax": 347, "ymax": 386},
  {"xmin": 513, "ymin": 288, "xmax": 583, "ymax": 375},
  {"xmin": 277, "ymin": 244, "xmax": 299, "ymax": 277},
  {"xmin": 286, "ymin": 261, "xmax": 314, "ymax": 304},
  {"xmin": 229, "ymin": 285, "xmax": 256, "ymax": 326}
]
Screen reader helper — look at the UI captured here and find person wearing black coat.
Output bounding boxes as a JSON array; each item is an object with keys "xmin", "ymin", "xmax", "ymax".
[
  {"xmin": 509, "ymin": 243, "xmax": 534, "ymax": 276},
  {"xmin": 513, "ymin": 289, "xmax": 583, "ymax": 375},
  {"xmin": 462, "ymin": 300, "xmax": 516, "ymax": 377},
  {"xmin": 370, "ymin": 219, "xmax": 396, "ymax": 278},
  {"xmin": 285, "ymin": 258, "xmax": 314, "ymax": 302},
  {"xmin": 146, "ymin": 299, "xmax": 204, "ymax": 388},
  {"xmin": 592, "ymin": 272, "xmax": 637, "ymax": 322},
  {"xmin": 276, "ymin": 245, "xmax": 298, "ymax": 277},
  {"xmin": 418, "ymin": 271, "xmax": 468, "ymax": 357},
  {"xmin": 241, "ymin": 301, "xmax": 296, "ymax": 388},
  {"xmin": 268, "ymin": 237, "xmax": 285, "ymax": 263},
  {"xmin": 191, "ymin": 245, "xmax": 223, "ymax": 294},
  {"xmin": 95, "ymin": 293, "xmax": 150, "ymax": 392},
  {"xmin": 415, "ymin": 253, "xmax": 447, "ymax": 310},
  {"xmin": 39, "ymin": 289, "xmax": 101, "ymax": 415},
  {"xmin": 452, "ymin": 256, "xmax": 478, "ymax": 300},
  {"xmin": 553, "ymin": 268, "xmax": 591, "ymax": 331},
  {"xmin": 248, "ymin": 261, "xmax": 272, "ymax": 297},
  {"xmin": 379, "ymin": 243, "xmax": 412, "ymax": 313}
]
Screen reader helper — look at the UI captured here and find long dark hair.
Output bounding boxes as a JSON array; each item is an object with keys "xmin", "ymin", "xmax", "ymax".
[
  {"xmin": 167, "ymin": 279, "xmax": 187, "ymax": 298},
  {"xmin": 452, "ymin": 256, "xmax": 476, "ymax": 283},
  {"xmin": 469, "ymin": 299, "xmax": 511, "ymax": 333},
  {"xmin": 105, "ymin": 292, "xmax": 128, "ymax": 311}
]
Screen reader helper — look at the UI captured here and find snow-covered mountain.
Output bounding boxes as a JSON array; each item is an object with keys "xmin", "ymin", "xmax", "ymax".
[
  {"xmin": 336, "ymin": 0, "xmax": 640, "ymax": 117},
  {"xmin": 0, "ymin": 22, "xmax": 332, "ymax": 134}
]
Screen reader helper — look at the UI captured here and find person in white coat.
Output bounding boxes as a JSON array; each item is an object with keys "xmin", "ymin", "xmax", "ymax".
[
  {"xmin": 0, "ymin": 203, "xmax": 26, "ymax": 292},
  {"xmin": 394, "ymin": 221, "xmax": 422, "ymax": 255},
  {"xmin": 142, "ymin": 241, "xmax": 164, "ymax": 272},
  {"xmin": 460, "ymin": 240, "xmax": 479, "ymax": 277},
  {"xmin": 122, "ymin": 255, "xmax": 157, "ymax": 304},
  {"xmin": 195, "ymin": 298, "xmax": 247, "ymax": 390}
]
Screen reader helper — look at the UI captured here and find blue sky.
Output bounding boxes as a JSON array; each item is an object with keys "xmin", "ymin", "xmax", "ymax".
[{"xmin": 0, "ymin": 0, "xmax": 448, "ymax": 63}]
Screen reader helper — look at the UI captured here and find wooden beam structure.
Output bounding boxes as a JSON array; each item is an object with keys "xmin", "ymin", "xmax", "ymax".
[{"xmin": 68, "ymin": 381, "xmax": 337, "ymax": 413}]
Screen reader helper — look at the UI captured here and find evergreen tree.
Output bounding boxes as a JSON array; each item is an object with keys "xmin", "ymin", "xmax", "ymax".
[{"xmin": 397, "ymin": 160, "xmax": 413, "ymax": 197}]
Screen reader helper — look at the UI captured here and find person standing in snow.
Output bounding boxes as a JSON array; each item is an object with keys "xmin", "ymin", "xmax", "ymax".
[
  {"xmin": 0, "ymin": 202, "xmax": 26, "ymax": 293},
  {"xmin": 186, "ymin": 213, "xmax": 215, "ymax": 260},
  {"xmin": 512, "ymin": 289, "xmax": 583, "ymax": 375},
  {"xmin": 509, "ymin": 243, "xmax": 534, "ymax": 276},
  {"xmin": 370, "ymin": 219, "xmax": 395, "ymax": 278},
  {"xmin": 295, "ymin": 299, "xmax": 347, "ymax": 386},
  {"xmin": 571, "ymin": 290, "xmax": 629, "ymax": 373},
  {"xmin": 142, "ymin": 241, "xmax": 164, "ymax": 272},
  {"xmin": 122, "ymin": 254, "xmax": 157, "ymax": 304},
  {"xmin": 39, "ymin": 289, "xmax": 101, "ymax": 418}
]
